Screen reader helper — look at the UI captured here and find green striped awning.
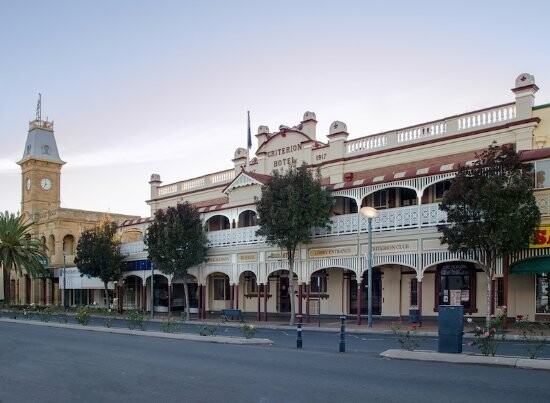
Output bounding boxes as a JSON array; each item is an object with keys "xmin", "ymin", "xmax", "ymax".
[{"xmin": 510, "ymin": 256, "xmax": 550, "ymax": 274}]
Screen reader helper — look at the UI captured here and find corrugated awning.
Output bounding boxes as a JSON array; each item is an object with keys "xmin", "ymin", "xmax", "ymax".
[{"xmin": 510, "ymin": 256, "xmax": 550, "ymax": 274}]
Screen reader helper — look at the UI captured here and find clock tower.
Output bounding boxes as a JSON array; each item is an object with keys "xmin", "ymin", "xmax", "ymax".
[{"xmin": 18, "ymin": 102, "xmax": 65, "ymax": 218}]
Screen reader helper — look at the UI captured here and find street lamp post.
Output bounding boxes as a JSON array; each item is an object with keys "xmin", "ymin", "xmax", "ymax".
[
  {"xmin": 360, "ymin": 206, "xmax": 379, "ymax": 328},
  {"xmin": 62, "ymin": 252, "xmax": 66, "ymax": 308},
  {"xmin": 151, "ymin": 263, "xmax": 154, "ymax": 319}
]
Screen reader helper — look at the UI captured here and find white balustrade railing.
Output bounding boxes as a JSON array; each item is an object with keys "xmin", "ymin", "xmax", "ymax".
[
  {"xmin": 457, "ymin": 104, "xmax": 516, "ymax": 131},
  {"xmin": 397, "ymin": 121, "xmax": 446, "ymax": 143},
  {"xmin": 345, "ymin": 102, "xmax": 517, "ymax": 156},
  {"xmin": 315, "ymin": 203, "xmax": 448, "ymax": 236},
  {"xmin": 346, "ymin": 133, "xmax": 388, "ymax": 154},
  {"xmin": 156, "ymin": 169, "xmax": 236, "ymax": 197},
  {"xmin": 120, "ymin": 204, "xmax": 450, "ymax": 255},
  {"xmin": 207, "ymin": 226, "xmax": 264, "ymax": 247}
]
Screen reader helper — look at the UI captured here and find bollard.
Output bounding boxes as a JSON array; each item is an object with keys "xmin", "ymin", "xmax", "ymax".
[
  {"xmin": 339, "ymin": 315, "xmax": 346, "ymax": 353},
  {"xmin": 297, "ymin": 314, "xmax": 303, "ymax": 349}
]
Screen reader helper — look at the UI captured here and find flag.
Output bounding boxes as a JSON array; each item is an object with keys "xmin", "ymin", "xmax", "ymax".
[
  {"xmin": 246, "ymin": 111, "xmax": 252, "ymax": 170},
  {"xmin": 247, "ymin": 110, "xmax": 252, "ymax": 149}
]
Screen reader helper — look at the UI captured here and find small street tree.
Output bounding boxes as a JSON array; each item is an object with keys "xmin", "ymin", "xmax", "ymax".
[
  {"xmin": 0, "ymin": 211, "xmax": 48, "ymax": 304},
  {"xmin": 74, "ymin": 218, "xmax": 125, "ymax": 308},
  {"xmin": 438, "ymin": 143, "xmax": 541, "ymax": 324},
  {"xmin": 145, "ymin": 202, "xmax": 208, "ymax": 320},
  {"xmin": 255, "ymin": 163, "xmax": 334, "ymax": 325}
]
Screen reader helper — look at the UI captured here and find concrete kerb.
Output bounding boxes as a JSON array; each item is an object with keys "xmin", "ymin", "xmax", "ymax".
[
  {"xmin": 380, "ymin": 349, "xmax": 550, "ymax": 371},
  {"xmin": 0, "ymin": 318, "xmax": 273, "ymax": 346}
]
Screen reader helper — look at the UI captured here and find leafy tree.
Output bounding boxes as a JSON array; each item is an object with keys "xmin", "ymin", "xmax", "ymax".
[
  {"xmin": 145, "ymin": 202, "xmax": 208, "ymax": 320},
  {"xmin": 438, "ymin": 143, "xmax": 541, "ymax": 324},
  {"xmin": 74, "ymin": 218, "xmax": 124, "ymax": 308},
  {"xmin": 255, "ymin": 163, "xmax": 334, "ymax": 324},
  {"xmin": 0, "ymin": 211, "xmax": 47, "ymax": 304}
]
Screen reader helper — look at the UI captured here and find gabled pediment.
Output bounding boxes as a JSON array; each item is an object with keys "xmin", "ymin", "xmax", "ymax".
[{"xmin": 223, "ymin": 171, "xmax": 271, "ymax": 195}]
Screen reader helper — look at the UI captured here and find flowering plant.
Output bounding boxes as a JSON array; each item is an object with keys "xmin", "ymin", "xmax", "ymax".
[
  {"xmin": 241, "ymin": 324, "xmax": 256, "ymax": 339},
  {"xmin": 75, "ymin": 307, "xmax": 91, "ymax": 326},
  {"xmin": 467, "ymin": 307, "xmax": 506, "ymax": 356},
  {"xmin": 391, "ymin": 322, "xmax": 423, "ymax": 351}
]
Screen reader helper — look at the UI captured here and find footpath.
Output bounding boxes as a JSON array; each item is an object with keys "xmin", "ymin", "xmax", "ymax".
[{"xmin": 2, "ymin": 313, "xmax": 550, "ymax": 371}]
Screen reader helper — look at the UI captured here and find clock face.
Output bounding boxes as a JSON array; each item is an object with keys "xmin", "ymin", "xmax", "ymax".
[
  {"xmin": 26, "ymin": 178, "xmax": 31, "ymax": 190},
  {"xmin": 40, "ymin": 178, "xmax": 52, "ymax": 191}
]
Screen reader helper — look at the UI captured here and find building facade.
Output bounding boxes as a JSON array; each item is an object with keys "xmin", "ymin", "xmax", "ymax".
[{"xmin": 119, "ymin": 73, "xmax": 550, "ymax": 323}]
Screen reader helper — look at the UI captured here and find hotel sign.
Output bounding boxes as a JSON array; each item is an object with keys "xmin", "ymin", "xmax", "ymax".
[
  {"xmin": 530, "ymin": 226, "xmax": 550, "ymax": 248},
  {"xmin": 309, "ymin": 246, "xmax": 357, "ymax": 258},
  {"xmin": 206, "ymin": 255, "xmax": 231, "ymax": 264},
  {"xmin": 267, "ymin": 142, "xmax": 302, "ymax": 168},
  {"xmin": 238, "ymin": 253, "xmax": 258, "ymax": 263},
  {"xmin": 362, "ymin": 241, "xmax": 418, "ymax": 254},
  {"xmin": 266, "ymin": 250, "xmax": 296, "ymax": 261}
]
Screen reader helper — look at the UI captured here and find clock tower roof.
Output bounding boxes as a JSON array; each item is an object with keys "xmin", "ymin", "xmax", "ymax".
[{"xmin": 17, "ymin": 119, "xmax": 65, "ymax": 166}]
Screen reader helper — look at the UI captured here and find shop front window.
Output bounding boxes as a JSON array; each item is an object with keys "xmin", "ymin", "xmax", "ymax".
[
  {"xmin": 436, "ymin": 262, "xmax": 476, "ymax": 312},
  {"xmin": 536, "ymin": 273, "xmax": 550, "ymax": 314}
]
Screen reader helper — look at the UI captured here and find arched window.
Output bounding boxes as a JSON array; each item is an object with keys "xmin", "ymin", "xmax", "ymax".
[
  {"xmin": 63, "ymin": 235, "xmax": 75, "ymax": 255},
  {"xmin": 237, "ymin": 210, "xmax": 257, "ymax": 228},
  {"xmin": 205, "ymin": 215, "xmax": 230, "ymax": 231}
]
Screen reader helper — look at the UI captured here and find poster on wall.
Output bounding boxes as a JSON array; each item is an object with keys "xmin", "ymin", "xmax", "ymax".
[
  {"xmin": 450, "ymin": 290, "xmax": 462, "ymax": 305},
  {"xmin": 461, "ymin": 290, "xmax": 469, "ymax": 302}
]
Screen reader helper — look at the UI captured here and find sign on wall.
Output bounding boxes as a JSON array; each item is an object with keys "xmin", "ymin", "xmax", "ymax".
[{"xmin": 530, "ymin": 226, "xmax": 550, "ymax": 248}]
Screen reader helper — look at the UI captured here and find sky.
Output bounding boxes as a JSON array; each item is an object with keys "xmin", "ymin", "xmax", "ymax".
[{"xmin": 1, "ymin": 0, "xmax": 550, "ymax": 218}]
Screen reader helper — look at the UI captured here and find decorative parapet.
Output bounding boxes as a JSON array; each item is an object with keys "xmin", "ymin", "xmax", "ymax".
[
  {"xmin": 29, "ymin": 119, "xmax": 54, "ymax": 131},
  {"xmin": 345, "ymin": 103, "xmax": 516, "ymax": 156},
  {"xmin": 156, "ymin": 169, "xmax": 236, "ymax": 197}
]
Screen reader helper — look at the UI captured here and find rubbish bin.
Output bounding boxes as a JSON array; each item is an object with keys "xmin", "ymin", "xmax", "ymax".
[
  {"xmin": 438, "ymin": 305, "xmax": 464, "ymax": 353},
  {"xmin": 409, "ymin": 308, "xmax": 419, "ymax": 324}
]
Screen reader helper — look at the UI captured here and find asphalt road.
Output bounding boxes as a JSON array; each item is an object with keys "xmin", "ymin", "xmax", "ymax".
[{"xmin": 1, "ymin": 321, "xmax": 550, "ymax": 403}]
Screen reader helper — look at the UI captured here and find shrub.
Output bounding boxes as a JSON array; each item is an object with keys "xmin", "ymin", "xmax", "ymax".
[
  {"xmin": 8, "ymin": 306, "xmax": 21, "ymax": 319},
  {"xmin": 56, "ymin": 309, "xmax": 69, "ymax": 324},
  {"xmin": 241, "ymin": 324, "xmax": 256, "ymax": 339},
  {"xmin": 467, "ymin": 307, "xmax": 506, "ymax": 356},
  {"xmin": 104, "ymin": 309, "xmax": 117, "ymax": 328},
  {"xmin": 75, "ymin": 307, "xmax": 91, "ymax": 326},
  {"xmin": 126, "ymin": 310, "xmax": 147, "ymax": 330},
  {"xmin": 515, "ymin": 314, "xmax": 547, "ymax": 359},
  {"xmin": 198, "ymin": 323, "xmax": 218, "ymax": 336},
  {"xmin": 391, "ymin": 322, "xmax": 423, "ymax": 351},
  {"xmin": 161, "ymin": 317, "xmax": 182, "ymax": 333},
  {"xmin": 39, "ymin": 307, "xmax": 53, "ymax": 322}
]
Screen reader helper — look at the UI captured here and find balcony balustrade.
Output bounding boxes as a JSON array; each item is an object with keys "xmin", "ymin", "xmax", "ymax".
[{"xmin": 120, "ymin": 203, "xmax": 449, "ymax": 256}]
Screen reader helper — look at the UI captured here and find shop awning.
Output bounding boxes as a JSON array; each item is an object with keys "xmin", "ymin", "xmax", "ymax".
[{"xmin": 510, "ymin": 256, "xmax": 550, "ymax": 274}]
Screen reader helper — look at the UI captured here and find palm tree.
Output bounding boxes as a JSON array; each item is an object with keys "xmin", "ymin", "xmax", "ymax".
[{"xmin": 0, "ymin": 211, "xmax": 47, "ymax": 304}]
